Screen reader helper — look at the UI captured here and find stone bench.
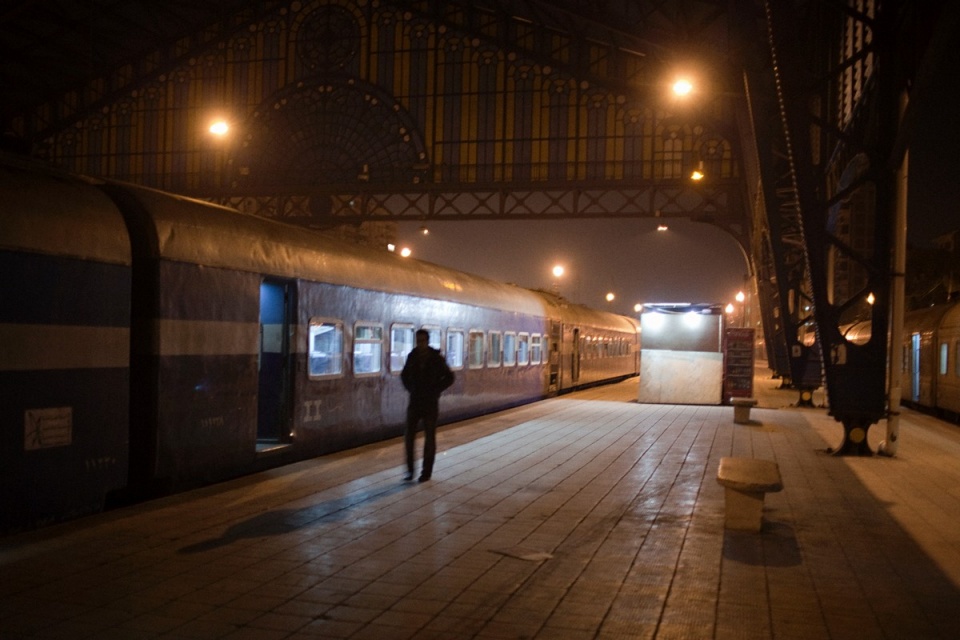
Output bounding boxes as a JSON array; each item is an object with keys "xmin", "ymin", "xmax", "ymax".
[
  {"xmin": 716, "ymin": 457, "xmax": 783, "ymax": 532},
  {"xmin": 731, "ymin": 397, "xmax": 758, "ymax": 424}
]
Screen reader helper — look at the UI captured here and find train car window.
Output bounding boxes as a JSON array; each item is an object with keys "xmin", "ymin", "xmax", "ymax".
[
  {"xmin": 446, "ymin": 330, "xmax": 465, "ymax": 369},
  {"xmin": 390, "ymin": 324, "xmax": 416, "ymax": 373},
  {"xmin": 308, "ymin": 319, "xmax": 343, "ymax": 378},
  {"xmin": 421, "ymin": 325, "xmax": 442, "ymax": 350},
  {"xmin": 530, "ymin": 334, "xmax": 542, "ymax": 364},
  {"xmin": 940, "ymin": 343, "xmax": 949, "ymax": 376},
  {"xmin": 353, "ymin": 323, "xmax": 383, "ymax": 376},
  {"xmin": 517, "ymin": 333, "xmax": 530, "ymax": 365},
  {"xmin": 503, "ymin": 332, "xmax": 517, "ymax": 366},
  {"xmin": 468, "ymin": 331, "xmax": 485, "ymax": 369},
  {"xmin": 489, "ymin": 331, "xmax": 502, "ymax": 367}
]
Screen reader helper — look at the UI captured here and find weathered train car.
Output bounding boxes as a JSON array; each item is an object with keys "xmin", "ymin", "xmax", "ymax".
[
  {"xmin": 1, "ymin": 155, "xmax": 640, "ymax": 534},
  {"xmin": 932, "ymin": 304, "xmax": 960, "ymax": 415},
  {"xmin": 106, "ymin": 180, "xmax": 610, "ymax": 493},
  {"xmin": 838, "ymin": 303, "xmax": 960, "ymax": 415},
  {"xmin": 551, "ymin": 300, "xmax": 640, "ymax": 391},
  {"xmin": 0, "ymin": 158, "xmax": 131, "ymax": 530},
  {"xmin": 902, "ymin": 305, "xmax": 952, "ymax": 409}
]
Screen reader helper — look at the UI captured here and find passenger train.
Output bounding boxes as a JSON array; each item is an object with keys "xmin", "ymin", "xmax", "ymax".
[
  {"xmin": 0, "ymin": 154, "xmax": 640, "ymax": 534},
  {"xmin": 843, "ymin": 301, "xmax": 960, "ymax": 418}
]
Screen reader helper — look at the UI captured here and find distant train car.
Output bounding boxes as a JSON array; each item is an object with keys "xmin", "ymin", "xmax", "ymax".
[
  {"xmin": 932, "ymin": 304, "xmax": 960, "ymax": 415},
  {"xmin": 900, "ymin": 304, "xmax": 953, "ymax": 410},
  {"xmin": 0, "ymin": 155, "xmax": 640, "ymax": 534},
  {"xmin": 829, "ymin": 301, "xmax": 960, "ymax": 419}
]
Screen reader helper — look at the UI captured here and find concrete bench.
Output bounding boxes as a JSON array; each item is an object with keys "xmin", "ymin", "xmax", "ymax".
[
  {"xmin": 716, "ymin": 457, "xmax": 783, "ymax": 532},
  {"xmin": 731, "ymin": 397, "xmax": 758, "ymax": 424}
]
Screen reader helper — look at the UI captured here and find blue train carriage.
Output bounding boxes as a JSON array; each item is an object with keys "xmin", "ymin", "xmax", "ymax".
[
  {"xmin": 899, "ymin": 304, "xmax": 952, "ymax": 409},
  {"xmin": 0, "ymin": 157, "xmax": 131, "ymax": 533},
  {"xmin": 932, "ymin": 303, "xmax": 960, "ymax": 416},
  {"xmin": 104, "ymin": 182, "xmax": 568, "ymax": 493},
  {"xmin": 842, "ymin": 303, "xmax": 960, "ymax": 415},
  {"xmin": 538, "ymin": 292, "xmax": 640, "ymax": 392},
  {"xmin": 0, "ymin": 155, "xmax": 643, "ymax": 533}
]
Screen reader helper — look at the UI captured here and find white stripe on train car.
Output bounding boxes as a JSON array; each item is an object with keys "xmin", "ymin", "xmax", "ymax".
[
  {"xmin": 155, "ymin": 319, "xmax": 259, "ymax": 356},
  {"xmin": 0, "ymin": 324, "xmax": 129, "ymax": 370}
]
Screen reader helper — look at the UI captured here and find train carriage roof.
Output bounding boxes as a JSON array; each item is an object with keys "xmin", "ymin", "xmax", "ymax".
[
  {"xmin": 935, "ymin": 302, "xmax": 960, "ymax": 332},
  {"xmin": 905, "ymin": 304, "xmax": 954, "ymax": 336},
  {"xmin": 539, "ymin": 291, "xmax": 641, "ymax": 335},
  {"xmin": 116, "ymin": 182, "xmax": 556, "ymax": 317},
  {"xmin": 0, "ymin": 156, "xmax": 131, "ymax": 265}
]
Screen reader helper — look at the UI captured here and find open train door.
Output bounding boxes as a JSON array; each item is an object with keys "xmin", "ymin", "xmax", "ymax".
[
  {"xmin": 911, "ymin": 333, "xmax": 921, "ymax": 403},
  {"xmin": 548, "ymin": 321, "xmax": 561, "ymax": 394},
  {"xmin": 257, "ymin": 279, "xmax": 294, "ymax": 446},
  {"xmin": 571, "ymin": 327, "xmax": 581, "ymax": 384}
]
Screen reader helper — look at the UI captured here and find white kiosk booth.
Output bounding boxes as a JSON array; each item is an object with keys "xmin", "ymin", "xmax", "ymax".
[{"xmin": 638, "ymin": 303, "xmax": 724, "ymax": 405}]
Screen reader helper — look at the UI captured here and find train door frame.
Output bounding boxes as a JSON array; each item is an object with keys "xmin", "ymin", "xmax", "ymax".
[
  {"xmin": 548, "ymin": 321, "xmax": 561, "ymax": 393},
  {"xmin": 911, "ymin": 332, "xmax": 921, "ymax": 403},
  {"xmin": 572, "ymin": 327, "xmax": 581, "ymax": 384},
  {"xmin": 257, "ymin": 278, "xmax": 295, "ymax": 448}
]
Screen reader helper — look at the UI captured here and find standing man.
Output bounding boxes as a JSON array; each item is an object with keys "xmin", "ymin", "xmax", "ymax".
[{"xmin": 401, "ymin": 329, "xmax": 455, "ymax": 482}]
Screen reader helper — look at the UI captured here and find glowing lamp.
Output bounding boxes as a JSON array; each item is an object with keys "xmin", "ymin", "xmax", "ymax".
[
  {"xmin": 672, "ymin": 79, "xmax": 693, "ymax": 97},
  {"xmin": 209, "ymin": 121, "xmax": 229, "ymax": 136}
]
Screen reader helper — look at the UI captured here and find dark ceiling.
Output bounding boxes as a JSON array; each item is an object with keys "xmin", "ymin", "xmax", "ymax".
[
  {"xmin": 0, "ymin": 1, "xmax": 283, "ymax": 128},
  {"xmin": 0, "ymin": 0, "xmax": 737, "ymax": 135}
]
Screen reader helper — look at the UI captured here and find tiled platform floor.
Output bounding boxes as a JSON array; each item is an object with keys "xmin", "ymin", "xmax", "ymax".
[{"xmin": 3, "ymin": 366, "xmax": 960, "ymax": 639}]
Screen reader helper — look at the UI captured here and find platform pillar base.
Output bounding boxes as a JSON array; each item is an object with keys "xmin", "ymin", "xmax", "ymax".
[
  {"xmin": 795, "ymin": 388, "xmax": 816, "ymax": 407},
  {"xmin": 832, "ymin": 419, "xmax": 874, "ymax": 456}
]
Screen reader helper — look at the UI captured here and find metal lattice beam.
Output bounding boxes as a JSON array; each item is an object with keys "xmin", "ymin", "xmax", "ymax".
[{"xmin": 763, "ymin": 0, "xmax": 903, "ymax": 454}]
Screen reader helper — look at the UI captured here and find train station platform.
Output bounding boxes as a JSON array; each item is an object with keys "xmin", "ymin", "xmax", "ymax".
[{"xmin": 3, "ymin": 364, "xmax": 960, "ymax": 639}]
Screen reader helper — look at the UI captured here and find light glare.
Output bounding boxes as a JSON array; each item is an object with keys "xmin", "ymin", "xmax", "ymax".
[
  {"xmin": 644, "ymin": 312, "xmax": 665, "ymax": 332},
  {"xmin": 672, "ymin": 79, "xmax": 693, "ymax": 97},
  {"xmin": 683, "ymin": 311, "xmax": 702, "ymax": 328},
  {"xmin": 209, "ymin": 120, "xmax": 229, "ymax": 136}
]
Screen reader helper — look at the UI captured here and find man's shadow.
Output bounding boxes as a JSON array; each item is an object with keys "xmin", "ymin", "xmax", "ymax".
[{"xmin": 178, "ymin": 482, "xmax": 410, "ymax": 554}]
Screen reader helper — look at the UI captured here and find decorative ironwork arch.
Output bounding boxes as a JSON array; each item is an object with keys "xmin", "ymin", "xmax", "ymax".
[
  {"xmin": 294, "ymin": 3, "xmax": 363, "ymax": 74},
  {"xmin": 233, "ymin": 76, "xmax": 429, "ymax": 188}
]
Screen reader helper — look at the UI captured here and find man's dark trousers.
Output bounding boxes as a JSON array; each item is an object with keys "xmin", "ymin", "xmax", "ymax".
[{"xmin": 405, "ymin": 399, "xmax": 438, "ymax": 478}]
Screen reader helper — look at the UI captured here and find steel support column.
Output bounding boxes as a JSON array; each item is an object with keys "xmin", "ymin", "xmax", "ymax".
[{"xmin": 763, "ymin": 0, "xmax": 902, "ymax": 454}]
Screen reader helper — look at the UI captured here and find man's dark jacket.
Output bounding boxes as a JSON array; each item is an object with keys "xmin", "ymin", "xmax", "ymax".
[{"xmin": 401, "ymin": 347, "xmax": 455, "ymax": 403}]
